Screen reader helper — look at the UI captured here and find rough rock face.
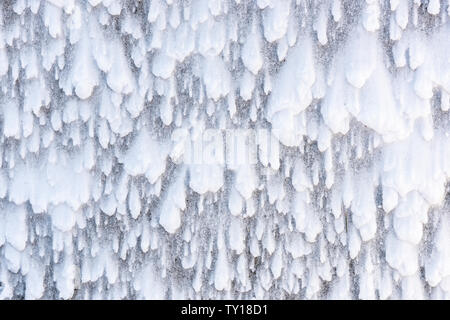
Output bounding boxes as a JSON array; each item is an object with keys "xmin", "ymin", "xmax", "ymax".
[{"xmin": 0, "ymin": 0, "xmax": 449, "ymax": 300}]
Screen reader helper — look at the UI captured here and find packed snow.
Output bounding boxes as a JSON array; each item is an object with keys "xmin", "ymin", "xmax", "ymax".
[{"xmin": 0, "ymin": 0, "xmax": 449, "ymax": 300}]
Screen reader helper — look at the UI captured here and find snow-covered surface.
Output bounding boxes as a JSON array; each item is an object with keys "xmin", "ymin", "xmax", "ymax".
[{"xmin": 0, "ymin": 0, "xmax": 449, "ymax": 300}]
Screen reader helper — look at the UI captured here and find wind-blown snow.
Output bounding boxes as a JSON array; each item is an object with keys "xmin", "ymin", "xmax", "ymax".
[{"xmin": 0, "ymin": 0, "xmax": 449, "ymax": 300}]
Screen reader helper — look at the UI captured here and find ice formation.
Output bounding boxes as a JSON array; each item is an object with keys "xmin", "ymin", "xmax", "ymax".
[{"xmin": 0, "ymin": 0, "xmax": 449, "ymax": 300}]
